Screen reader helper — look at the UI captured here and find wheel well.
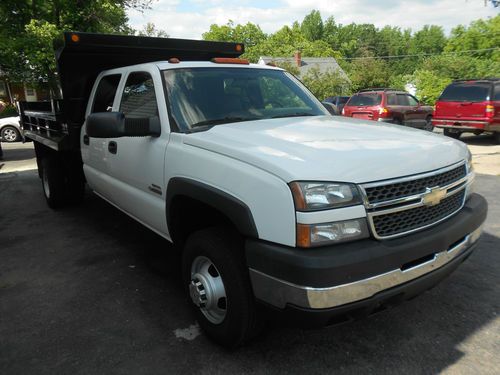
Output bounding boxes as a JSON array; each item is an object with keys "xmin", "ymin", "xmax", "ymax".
[{"xmin": 168, "ymin": 195, "xmax": 240, "ymax": 247}]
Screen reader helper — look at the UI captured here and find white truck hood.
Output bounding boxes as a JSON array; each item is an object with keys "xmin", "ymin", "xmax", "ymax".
[{"xmin": 184, "ymin": 116, "xmax": 468, "ymax": 183}]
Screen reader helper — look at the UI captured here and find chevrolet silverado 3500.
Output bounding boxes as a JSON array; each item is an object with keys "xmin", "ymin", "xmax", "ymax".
[{"xmin": 20, "ymin": 33, "xmax": 487, "ymax": 347}]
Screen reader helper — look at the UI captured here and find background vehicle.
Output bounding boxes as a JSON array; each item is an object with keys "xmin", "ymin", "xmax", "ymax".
[
  {"xmin": 0, "ymin": 116, "xmax": 22, "ymax": 142},
  {"xmin": 342, "ymin": 88, "xmax": 434, "ymax": 130},
  {"xmin": 19, "ymin": 32, "xmax": 486, "ymax": 348},
  {"xmin": 433, "ymin": 79, "xmax": 500, "ymax": 143},
  {"xmin": 321, "ymin": 101, "xmax": 337, "ymax": 115},
  {"xmin": 324, "ymin": 96, "xmax": 350, "ymax": 114}
]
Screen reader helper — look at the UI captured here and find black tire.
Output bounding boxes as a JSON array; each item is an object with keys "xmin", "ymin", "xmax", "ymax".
[
  {"xmin": 1, "ymin": 126, "xmax": 21, "ymax": 142},
  {"xmin": 424, "ymin": 116, "xmax": 433, "ymax": 132},
  {"xmin": 392, "ymin": 118, "xmax": 402, "ymax": 125},
  {"xmin": 444, "ymin": 128, "xmax": 461, "ymax": 139},
  {"xmin": 494, "ymin": 132, "xmax": 500, "ymax": 145},
  {"xmin": 41, "ymin": 155, "xmax": 66, "ymax": 209},
  {"xmin": 182, "ymin": 227, "xmax": 261, "ymax": 347}
]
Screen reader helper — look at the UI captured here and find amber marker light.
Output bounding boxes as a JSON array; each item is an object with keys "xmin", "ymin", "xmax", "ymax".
[
  {"xmin": 168, "ymin": 57, "xmax": 180, "ymax": 63},
  {"xmin": 296, "ymin": 224, "xmax": 312, "ymax": 248},
  {"xmin": 235, "ymin": 44, "xmax": 243, "ymax": 52},
  {"xmin": 289, "ymin": 182, "xmax": 306, "ymax": 210},
  {"xmin": 71, "ymin": 34, "xmax": 80, "ymax": 43}
]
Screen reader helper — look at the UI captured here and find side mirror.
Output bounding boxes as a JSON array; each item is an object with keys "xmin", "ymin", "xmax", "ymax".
[{"xmin": 86, "ymin": 112, "xmax": 161, "ymax": 138}]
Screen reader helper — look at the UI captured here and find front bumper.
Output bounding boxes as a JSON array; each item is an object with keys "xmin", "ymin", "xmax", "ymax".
[{"xmin": 246, "ymin": 193, "xmax": 487, "ymax": 319}]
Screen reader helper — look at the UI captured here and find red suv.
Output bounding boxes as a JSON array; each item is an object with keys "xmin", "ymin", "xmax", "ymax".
[
  {"xmin": 433, "ymin": 79, "xmax": 500, "ymax": 143},
  {"xmin": 342, "ymin": 88, "xmax": 434, "ymax": 130}
]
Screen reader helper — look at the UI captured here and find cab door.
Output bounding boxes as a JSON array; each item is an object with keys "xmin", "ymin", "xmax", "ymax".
[
  {"xmin": 407, "ymin": 94, "xmax": 426, "ymax": 127},
  {"xmin": 104, "ymin": 68, "xmax": 170, "ymax": 235},
  {"xmin": 81, "ymin": 73, "xmax": 122, "ymax": 196}
]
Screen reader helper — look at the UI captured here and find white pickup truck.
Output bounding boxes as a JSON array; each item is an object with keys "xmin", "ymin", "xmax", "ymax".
[{"xmin": 20, "ymin": 32, "xmax": 487, "ymax": 347}]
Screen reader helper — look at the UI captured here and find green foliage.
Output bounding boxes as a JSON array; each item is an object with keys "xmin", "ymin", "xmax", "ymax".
[
  {"xmin": 301, "ymin": 10, "xmax": 323, "ymax": 41},
  {"xmin": 301, "ymin": 67, "xmax": 351, "ymax": 100},
  {"xmin": 0, "ymin": 0, "xmax": 152, "ymax": 93},
  {"xmin": 347, "ymin": 58, "xmax": 391, "ymax": 92},
  {"xmin": 137, "ymin": 22, "xmax": 169, "ymax": 37}
]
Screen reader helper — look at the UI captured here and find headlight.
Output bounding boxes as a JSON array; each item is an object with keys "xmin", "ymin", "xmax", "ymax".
[
  {"xmin": 297, "ymin": 218, "xmax": 369, "ymax": 247},
  {"xmin": 466, "ymin": 149, "xmax": 473, "ymax": 173},
  {"xmin": 289, "ymin": 182, "xmax": 362, "ymax": 211}
]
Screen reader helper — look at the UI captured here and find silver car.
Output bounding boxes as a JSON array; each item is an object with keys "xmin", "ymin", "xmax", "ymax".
[{"xmin": 0, "ymin": 116, "xmax": 21, "ymax": 142}]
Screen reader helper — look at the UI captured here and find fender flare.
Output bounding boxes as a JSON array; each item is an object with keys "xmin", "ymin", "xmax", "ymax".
[{"xmin": 165, "ymin": 177, "xmax": 258, "ymax": 238}]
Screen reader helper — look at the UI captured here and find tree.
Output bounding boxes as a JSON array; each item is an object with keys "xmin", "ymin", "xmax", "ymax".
[
  {"xmin": 0, "ymin": 0, "xmax": 152, "ymax": 95},
  {"xmin": 409, "ymin": 25, "xmax": 446, "ymax": 55},
  {"xmin": 445, "ymin": 15, "xmax": 500, "ymax": 60},
  {"xmin": 301, "ymin": 67, "xmax": 351, "ymax": 100},
  {"xmin": 301, "ymin": 10, "xmax": 323, "ymax": 41},
  {"xmin": 137, "ymin": 22, "xmax": 169, "ymax": 37},
  {"xmin": 347, "ymin": 57, "xmax": 391, "ymax": 91}
]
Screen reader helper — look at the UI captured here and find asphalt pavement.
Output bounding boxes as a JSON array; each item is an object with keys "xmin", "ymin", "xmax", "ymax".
[{"xmin": 0, "ymin": 141, "xmax": 499, "ymax": 374}]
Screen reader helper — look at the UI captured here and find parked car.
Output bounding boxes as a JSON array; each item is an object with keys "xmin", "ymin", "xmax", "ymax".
[
  {"xmin": 321, "ymin": 101, "xmax": 338, "ymax": 115},
  {"xmin": 433, "ymin": 79, "xmax": 500, "ymax": 143},
  {"xmin": 0, "ymin": 116, "xmax": 22, "ymax": 142},
  {"xmin": 342, "ymin": 88, "xmax": 434, "ymax": 130},
  {"xmin": 324, "ymin": 96, "xmax": 350, "ymax": 114}
]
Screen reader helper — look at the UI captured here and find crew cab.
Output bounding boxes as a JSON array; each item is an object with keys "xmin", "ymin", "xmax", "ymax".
[
  {"xmin": 433, "ymin": 79, "xmax": 500, "ymax": 143},
  {"xmin": 19, "ymin": 33, "xmax": 487, "ymax": 347},
  {"xmin": 343, "ymin": 88, "xmax": 434, "ymax": 130}
]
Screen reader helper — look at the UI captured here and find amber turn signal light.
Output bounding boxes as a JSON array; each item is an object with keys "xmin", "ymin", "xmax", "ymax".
[{"xmin": 211, "ymin": 57, "xmax": 249, "ymax": 65}]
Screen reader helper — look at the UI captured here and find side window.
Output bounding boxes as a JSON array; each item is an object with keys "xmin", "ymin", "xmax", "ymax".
[
  {"xmin": 387, "ymin": 94, "xmax": 397, "ymax": 105},
  {"xmin": 407, "ymin": 95, "xmax": 419, "ymax": 106},
  {"xmin": 494, "ymin": 85, "xmax": 500, "ymax": 101},
  {"xmin": 92, "ymin": 74, "xmax": 121, "ymax": 113},
  {"xmin": 396, "ymin": 94, "xmax": 409, "ymax": 106},
  {"xmin": 120, "ymin": 72, "xmax": 158, "ymax": 118}
]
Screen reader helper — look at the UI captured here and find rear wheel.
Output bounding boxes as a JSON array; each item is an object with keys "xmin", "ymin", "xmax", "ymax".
[
  {"xmin": 41, "ymin": 156, "xmax": 66, "ymax": 209},
  {"xmin": 182, "ymin": 227, "xmax": 262, "ymax": 347},
  {"xmin": 424, "ymin": 116, "xmax": 433, "ymax": 131},
  {"xmin": 444, "ymin": 128, "xmax": 461, "ymax": 139},
  {"xmin": 1, "ymin": 126, "xmax": 21, "ymax": 142},
  {"xmin": 494, "ymin": 132, "xmax": 500, "ymax": 145}
]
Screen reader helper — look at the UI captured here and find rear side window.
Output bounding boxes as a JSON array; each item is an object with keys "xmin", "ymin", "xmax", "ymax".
[
  {"xmin": 396, "ymin": 94, "xmax": 409, "ymax": 106},
  {"xmin": 494, "ymin": 85, "xmax": 500, "ymax": 101},
  {"xmin": 439, "ymin": 82, "xmax": 492, "ymax": 102},
  {"xmin": 92, "ymin": 74, "xmax": 121, "ymax": 113},
  {"xmin": 120, "ymin": 72, "xmax": 158, "ymax": 118},
  {"xmin": 348, "ymin": 93, "xmax": 382, "ymax": 106},
  {"xmin": 387, "ymin": 94, "xmax": 397, "ymax": 105}
]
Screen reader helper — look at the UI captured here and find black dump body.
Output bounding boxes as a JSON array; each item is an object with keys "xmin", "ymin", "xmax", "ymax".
[{"xmin": 20, "ymin": 32, "xmax": 244, "ymax": 151}]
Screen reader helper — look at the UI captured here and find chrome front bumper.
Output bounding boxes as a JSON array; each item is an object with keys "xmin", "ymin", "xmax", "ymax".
[{"xmin": 249, "ymin": 226, "xmax": 482, "ymax": 310}]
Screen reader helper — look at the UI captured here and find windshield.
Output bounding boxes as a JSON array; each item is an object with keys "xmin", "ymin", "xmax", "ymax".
[
  {"xmin": 348, "ymin": 93, "xmax": 382, "ymax": 106},
  {"xmin": 439, "ymin": 82, "xmax": 492, "ymax": 102},
  {"xmin": 163, "ymin": 67, "xmax": 327, "ymax": 132}
]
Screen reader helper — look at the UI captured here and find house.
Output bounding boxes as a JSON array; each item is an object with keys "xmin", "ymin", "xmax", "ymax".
[
  {"xmin": 258, "ymin": 51, "xmax": 349, "ymax": 81},
  {"xmin": 0, "ymin": 71, "xmax": 51, "ymax": 107}
]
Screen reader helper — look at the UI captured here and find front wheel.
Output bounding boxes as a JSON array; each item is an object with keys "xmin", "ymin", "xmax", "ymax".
[
  {"xmin": 1, "ymin": 126, "xmax": 21, "ymax": 142},
  {"xmin": 182, "ymin": 227, "xmax": 262, "ymax": 347},
  {"xmin": 444, "ymin": 128, "xmax": 461, "ymax": 139},
  {"xmin": 494, "ymin": 132, "xmax": 500, "ymax": 145}
]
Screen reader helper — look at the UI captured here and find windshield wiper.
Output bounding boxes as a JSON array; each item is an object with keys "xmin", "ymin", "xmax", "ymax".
[
  {"xmin": 272, "ymin": 112, "xmax": 317, "ymax": 119},
  {"xmin": 191, "ymin": 117, "xmax": 258, "ymax": 128}
]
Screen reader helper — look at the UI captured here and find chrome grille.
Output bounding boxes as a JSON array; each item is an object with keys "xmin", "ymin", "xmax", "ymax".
[
  {"xmin": 372, "ymin": 190, "xmax": 465, "ymax": 237},
  {"xmin": 365, "ymin": 164, "xmax": 466, "ymax": 204},
  {"xmin": 361, "ymin": 162, "xmax": 471, "ymax": 239}
]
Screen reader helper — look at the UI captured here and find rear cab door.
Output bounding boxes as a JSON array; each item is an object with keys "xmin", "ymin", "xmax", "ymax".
[{"xmin": 105, "ymin": 65, "xmax": 171, "ymax": 235}]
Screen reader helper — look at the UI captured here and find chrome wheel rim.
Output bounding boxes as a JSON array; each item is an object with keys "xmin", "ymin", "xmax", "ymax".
[
  {"xmin": 2, "ymin": 128, "xmax": 18, "ymax": 142},
  {"xmin": 189, "ymin": 256, "xmax": 227, "ymax": 324}
]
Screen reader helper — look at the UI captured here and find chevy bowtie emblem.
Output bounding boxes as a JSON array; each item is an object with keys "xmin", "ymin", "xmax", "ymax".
[{"xmin": 422, "ymin": 187, "xmax": 447, "ymax": 206}]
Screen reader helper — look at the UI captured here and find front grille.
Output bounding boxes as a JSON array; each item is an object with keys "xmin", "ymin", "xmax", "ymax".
[
  {"xmin": 372, "ymin": 190, "xmax": 465, "ymax": 237},
  {"xmin": 365, "ymin": 164, "xmax": 466, "ymax": 204}
]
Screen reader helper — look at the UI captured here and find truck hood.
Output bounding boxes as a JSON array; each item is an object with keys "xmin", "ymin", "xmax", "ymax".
[{"xmin": 184, "ymin": 116, "xmax": 468, "ymax": 183}]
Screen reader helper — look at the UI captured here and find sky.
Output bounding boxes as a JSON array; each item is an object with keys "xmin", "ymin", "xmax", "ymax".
[{"xmin": 127, "ymin": 0, "xmax": 499, "ymax": 39}]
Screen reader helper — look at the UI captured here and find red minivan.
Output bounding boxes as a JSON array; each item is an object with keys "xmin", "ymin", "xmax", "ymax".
[{"xmin": 433, "ymin": 79, "xmax": 500, "ymax": 143}]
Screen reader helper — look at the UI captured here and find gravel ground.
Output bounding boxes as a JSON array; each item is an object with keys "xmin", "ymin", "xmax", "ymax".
[{"xmin": 0, "ymin": 137, "xmax": 499, "ymax": 374}]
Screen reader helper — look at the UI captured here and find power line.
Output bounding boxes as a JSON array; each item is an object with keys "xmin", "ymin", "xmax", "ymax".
[{"xmin": 337, "ymin": 47, "xmax": 499, "ymax": 60}]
